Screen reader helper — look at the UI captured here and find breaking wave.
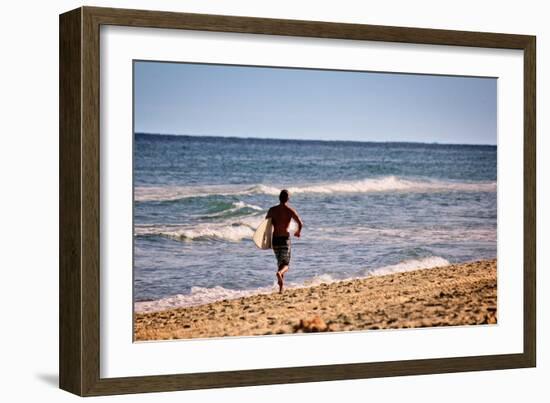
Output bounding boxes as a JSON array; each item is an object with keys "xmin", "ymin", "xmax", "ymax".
[
  {"xmin": 134, "ymin": 176, "xmax": 496, "ymax": 202},
  {"xmin": 135, "ymin": 215, "xmax": 264, "ymax": 243},
  {"xmin": 200, "ymin": 201, "xmax": 263, "ymax": 219},
  {"xmin": 362, "ymin": 256, "xmax": 451, "ymax": 276}
]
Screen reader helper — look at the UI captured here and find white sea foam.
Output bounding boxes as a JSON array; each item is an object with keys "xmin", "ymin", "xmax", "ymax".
[
  {"xmin": 362, "ymin": 256, "xmax": 450, "ymax": 277},
  {"xmin": 201, "ymin": 201, "xmax": 263, "ymax": 218},
  {"xmin": 134, "ymin": 285, "xmax": 277, "ymax": 314},
  {"xmin": 301, "ymin": 273, "xmax": 338, "ymax": 286},
  {"xmin": 134, "ymin": 176, "xmax": 497, "ymax": 202},
  {"xmin": 137, "ymin": 218, "xmax": 495, "ymax": 246},
  {"xmin": 135, "ymin": 184, "xmax": 243, "ymax": 202},
  {"xmin": 134, "ymin": 256, "xmax": 453, "ymax": 313},
  {"xmin": 232, "ymin": 201, "xmax": 262, "ymax": 211},
  {"xmin": 135, "ymin": 215, "xmax": 264, "ymax": 242},
  {"xmin": 284, "ymin": 177, "xmax": 495, "ymax": 195}
]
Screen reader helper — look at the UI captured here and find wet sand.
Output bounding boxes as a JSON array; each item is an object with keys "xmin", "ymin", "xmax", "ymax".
[{"xmin": 134, "ymin": 259, "xmax": 497, "ymax": 341}]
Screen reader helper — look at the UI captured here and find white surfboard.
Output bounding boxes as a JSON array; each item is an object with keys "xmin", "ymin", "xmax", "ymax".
[{"xmin": 253, "ymin": 218, "xmax": 272, "ymax": 249}]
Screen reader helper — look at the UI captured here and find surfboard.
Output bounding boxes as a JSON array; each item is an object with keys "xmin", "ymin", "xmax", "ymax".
[{"xmin": 253, "ymin": 218, "xmax": 272, "ymax": 249}]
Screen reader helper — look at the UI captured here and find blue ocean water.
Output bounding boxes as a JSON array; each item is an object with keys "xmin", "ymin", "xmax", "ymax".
[{"xmin": 133, "ymin": 133, "xmax": 496, "ymax": 312}]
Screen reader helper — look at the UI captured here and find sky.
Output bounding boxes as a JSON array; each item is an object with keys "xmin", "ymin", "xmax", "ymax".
[{"xmin": 134, "ymin": 61, "xmax": 497, "ymax": 145}]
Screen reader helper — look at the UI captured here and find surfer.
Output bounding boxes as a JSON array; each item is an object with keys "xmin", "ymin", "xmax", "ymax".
[{"xmin": 266, "ymin": 189, "xmax": 304, "ymax": 293}]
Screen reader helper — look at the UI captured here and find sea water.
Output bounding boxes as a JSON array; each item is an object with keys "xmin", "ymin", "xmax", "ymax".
[{"xmin": 134, "ymin": 133, "xmax": 496, "ymax": 312}]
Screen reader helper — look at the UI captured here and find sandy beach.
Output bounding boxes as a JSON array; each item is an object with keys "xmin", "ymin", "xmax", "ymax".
[{"xmin": 134, "ymin": 259, "xmax": 496, "ymax": 341}]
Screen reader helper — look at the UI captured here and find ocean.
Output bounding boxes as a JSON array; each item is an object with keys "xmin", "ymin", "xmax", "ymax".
[{"xmin": 133, "ymin": 133, "xmax": 497, "ymax": 312}]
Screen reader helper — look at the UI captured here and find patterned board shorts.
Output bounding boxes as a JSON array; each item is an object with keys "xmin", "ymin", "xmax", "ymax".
[{"xmin": 272, "ymin": 236, "xmax": 291, "ymax": 268}]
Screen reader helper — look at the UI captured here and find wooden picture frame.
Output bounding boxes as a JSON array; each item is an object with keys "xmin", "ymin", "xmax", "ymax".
[{"xmin": 59, "ymin": 6, "xmax": 536, "ymax": 396}]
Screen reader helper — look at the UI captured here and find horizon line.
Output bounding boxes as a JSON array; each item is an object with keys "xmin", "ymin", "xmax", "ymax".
[{"xmin": 135, "ymin": 132, "xmax": 497, "ymax": 147}]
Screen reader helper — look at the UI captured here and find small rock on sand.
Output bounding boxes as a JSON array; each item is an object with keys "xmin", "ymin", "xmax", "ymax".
[{"xmin": 294, "ymin": 316, "xmax": 329, "ymax": 333}]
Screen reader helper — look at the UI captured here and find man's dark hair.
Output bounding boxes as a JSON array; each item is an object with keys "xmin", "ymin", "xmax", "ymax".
[{"xmin": 279, "ymin": 189, "xmax": 289, "ymax": 203}]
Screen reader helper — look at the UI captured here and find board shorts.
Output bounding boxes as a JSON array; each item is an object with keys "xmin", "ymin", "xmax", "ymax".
[{"xmin": 272, "ymin": 235, "xmax": 291, "ymax": 268}]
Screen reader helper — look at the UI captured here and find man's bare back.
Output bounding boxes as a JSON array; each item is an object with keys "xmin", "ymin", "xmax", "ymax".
[{"xmin": 267, "ymin": 204, "xmax": 303, "ymax": 238}]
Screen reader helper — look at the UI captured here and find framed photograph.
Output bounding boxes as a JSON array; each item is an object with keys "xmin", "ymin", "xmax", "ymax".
[{"xmin": 59, "ymin": 6, "xmax": 536, "ymax": 396}]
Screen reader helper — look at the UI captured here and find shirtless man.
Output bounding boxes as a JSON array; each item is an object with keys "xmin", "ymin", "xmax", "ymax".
[{"xmin": 266, "ymin": 189, "xmax": 304, "ymax": 293}]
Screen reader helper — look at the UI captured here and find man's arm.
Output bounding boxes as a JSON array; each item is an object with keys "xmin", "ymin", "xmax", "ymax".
[
  {"xmin": 289, "ymin": 207, "xmax": 303, "ymax": 237},
  {"xmin": 265, "ymin": 207, "xmax": 273, "ymax": 219}
]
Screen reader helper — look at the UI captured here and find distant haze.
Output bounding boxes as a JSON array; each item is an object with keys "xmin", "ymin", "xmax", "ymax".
[{"xmin": 134, "ymin": 61, "xmax": 497, "ymax": 145}]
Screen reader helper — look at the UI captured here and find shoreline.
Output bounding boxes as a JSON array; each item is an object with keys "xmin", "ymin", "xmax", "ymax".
[{"xmin": 134, "ymin": 259, "xmax": 497, "ymax": 341}]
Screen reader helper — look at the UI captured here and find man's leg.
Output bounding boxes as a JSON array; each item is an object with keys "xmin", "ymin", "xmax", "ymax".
[{"xmin": 277, "ymin": 264, "xmax": 289, "ymax": 293}]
